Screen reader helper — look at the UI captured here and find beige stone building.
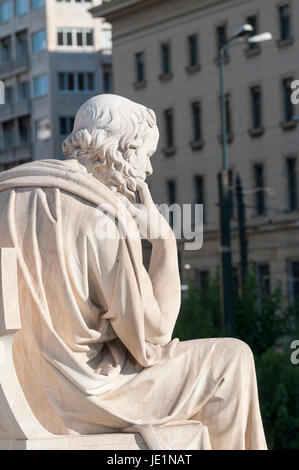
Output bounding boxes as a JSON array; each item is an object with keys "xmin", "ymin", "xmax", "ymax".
[
  {"xmin": 0, "ymin": 0, "xmax": 112, "ymax": 166},
  {"xmin": 92, "ymin": 0, "xmax": 299, "ymax": 300}
]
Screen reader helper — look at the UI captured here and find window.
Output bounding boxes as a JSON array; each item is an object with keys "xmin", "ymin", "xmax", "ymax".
[
  {"xmin": 194, "ymin": 175, "xmax": 204, "ymax": 205},
  {"xmin": 216, "ymin": 24, "xmax": 228, "ymax": 57},
  {"xmin": 246, "ymin": 15, "xmax": 258, "ymax": 50},
  {"xmin": 57, "ymin": 28, "xmax": 94, "ymax": 47},
  {"xmin": 135, "ymin": 52, "xmax": 145, "ymax": 83},
  {"xmin": 288, "ymin": 261, "xmax": 299, "ymax": 307},
  {"xmin": 187, "ymin": 34, "xmax": 198, "ymax": 68},
  {"xmin": 86, "ymin": 30, "xmax": 93, "ymax": 46},
  {"xmin": 0, "ymin": 36, "xmax": 12, "ymax": 63},
  {"xmin": 33, "ymin": 74, "xmax": 48, "ymax": 97},
  {"xmin": 256, "ymin": 264, "xmax": 271, "ymax": 298},
  {"xmin": 16, "ymin": 30, "xmax": 28, "ymax": 57},
  {"xmin": 35, "ymin": 117, "xmax": 51, "ymax": 141},
  {"xmin": 3, "ymin": 120, "xmax": 14, "ymax": 148},
  {"xmin": 164, "ymin": 109, "xmax": 174, "ymax": 149},
  {"xmin": 286, "ymin": 157, "xmax": 298, "ymax": 211},
  {"xmin": 103, "ymin": 67, "xmax": 112, "ymax": 93},
  {"xmin": 194, "ymin": 175, "xmax": 205, "ymax": 222},
  {"xmin": 167, "ymin": 179, "xmax": 176, "ymax": 228},
  {"xmin": 18, "ymin": 115, "xmax": 30, "ymax": 143},
  {"xmin": 167, "ymin": 180, "xmax": 176, "ymax": 204},
  {"xmin": 161, "ymin": 43, "xmax": 171, "ymax": 76},
  {"xmin": 17, "ymin": 79, "xmax": 29, "ymax": 100},
  {"xmin": 101, "ymin": 24, "xmax": 112, "ymax": 49},
  {"xmin": 0, "ymin": 1, "xmax": 12, "ymax": 23},
  {"xmin": 32, "ymin": 30, "xmax": 47, "ymax": 52},
  {"xmin": 191, "ymin": 101, "xmax": 202, "ymax": 143},
  {"xmin": 254, "ymin": 164, "xmax": 266, "ymax": 215},
  {"xmin": 4, "ymin": 85, "xmax": 13, "ymax": 104},
  {"xmin": 59, "ymin": 116, "xmax": 74, "ymax": 135},
  {"xmin": 282, "ymin": 77, "xmax": 294, "ymax": 122},
  {"xmin": 58, "ymin": 72, "xmax": 95, "ymax": 92},
  {"xmin": 15, "ymin": 0, "xmax": 28, "ymax": 16},
  {"xmin": 32, "ymin": 0, "xmax": 45, "ymax": 8},
  {"xmin": 279, "ymin": 5, "xmax": 291, "ymax": 41},
  {"xmin": 195, "ymin": 269, "xmax": 209, "ymax": 291},
  {"xmin": 220, "ymin": 93, "xmax": 232, "ymax": 138},
  {"xmin": 250, "ymin": 86, "xmax": 262, "ymax": 129}
]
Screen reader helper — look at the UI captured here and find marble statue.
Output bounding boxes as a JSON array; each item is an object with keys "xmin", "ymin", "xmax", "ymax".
[{"xmin": 0, "ymin": 94, "xmax": 267, "ymax": 450}]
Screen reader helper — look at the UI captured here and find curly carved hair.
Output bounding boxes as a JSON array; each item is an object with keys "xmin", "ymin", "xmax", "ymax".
[{"xmin": 62, "ymin": 94, "xmax": 157, "ymax": 201}]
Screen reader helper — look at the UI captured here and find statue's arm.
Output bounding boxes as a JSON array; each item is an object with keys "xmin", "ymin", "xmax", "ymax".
[
  {"xmin": 148, "ymin": 236, "xmax": 181, "ymax": 340},
  {"xmin": 124, "ymin": 180, "xmax": 181, "ymax": 342}
]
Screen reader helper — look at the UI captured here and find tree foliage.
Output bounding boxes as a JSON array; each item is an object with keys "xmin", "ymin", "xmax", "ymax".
[{"xmin": 173, "ymin": 267, "xmax": 299, "ymax": 449}]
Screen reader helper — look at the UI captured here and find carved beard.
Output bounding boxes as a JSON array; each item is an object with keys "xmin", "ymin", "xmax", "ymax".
[
  {"xmin": 97, "ymin": 173, "xmax": 137, "ymax": 204},
  {"xmin": 83, "ymin": 160, "xmax": 138, "ymax": 203}
]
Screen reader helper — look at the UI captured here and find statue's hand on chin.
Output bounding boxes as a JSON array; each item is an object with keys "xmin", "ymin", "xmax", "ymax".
[{"xmin": 124, "ymin": 178, "xmax": 175, "ymax": 244}]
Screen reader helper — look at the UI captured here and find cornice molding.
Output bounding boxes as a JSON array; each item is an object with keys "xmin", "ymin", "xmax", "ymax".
[{"xmin": 90, "ymin": 0, "xmax": 246, "ymax": 23}]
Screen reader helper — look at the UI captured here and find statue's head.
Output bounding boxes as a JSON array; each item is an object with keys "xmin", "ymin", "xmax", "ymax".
[{"xmin": 62, "ymin": 94, "xmax": 159, "ymax": 201}]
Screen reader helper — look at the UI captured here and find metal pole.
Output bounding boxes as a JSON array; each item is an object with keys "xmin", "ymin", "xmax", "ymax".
[
  {"xmin": 218, "ymin": 45, "xmax": 235, "ymax": 336},
  {"xmin": 236, "ymin": 173, "xmax": 248, "ymax": 287}
]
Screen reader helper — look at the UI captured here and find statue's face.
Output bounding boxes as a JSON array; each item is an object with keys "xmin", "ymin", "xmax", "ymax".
[{"xmin": 131, "ymin": 126, "xmax": 159, "ymax": 182}]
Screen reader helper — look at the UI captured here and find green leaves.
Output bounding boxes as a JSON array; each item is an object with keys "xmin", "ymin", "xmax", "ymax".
[{"xmin": 172, "ymin": 266, "xmax": 299, "ymax": 449}]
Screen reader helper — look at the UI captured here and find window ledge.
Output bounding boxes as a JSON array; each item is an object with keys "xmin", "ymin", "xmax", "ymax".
[
  {"xmin": 244, "ymin": 45, "xmax": 261, "ymax": 58},
  {"xmin": 214, "ymin": 55, "xmax": 230, "ymax": 66},
  {"xmin": 218, "ymin": 132, "xmax": 233, "ymax": 144},
  {"xmin": 162, "ymin": 146, "xmax": 176, "ymax": 156},
  {"xmin": 189, "ymin": 139, "xmax": 204, "ymax": 151},
  {"xmin": 248, "ymin": 127, "xmax": 264, "ymax": 137},
  {"xmin": 133, "ymin": 80, "xmax": 147, "ymax": 90},
  {"xmin": 185, "ymin": 64, "xmax": 201, "ymax": 74},
  {"xmin": 250, "ymin": 212, "xmax": 267, "ymax": 219},
  {"xmin": 276, "ymin": 37, "xmax": 294, "ymax": 48},
  {"xmin": 158, "ymin": 73, "xmax": 173, "ymax": 82},
  {"xmin": 280, "ymin": 120, "xmax": 297, "ymax": 131}
]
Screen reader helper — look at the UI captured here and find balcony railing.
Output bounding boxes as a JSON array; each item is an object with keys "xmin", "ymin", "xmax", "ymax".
[
  {"xmin": 0, "ymin": 143, "xmax": 32, "ymax": 162},
  {"xmin": 0, "ymin": 55, "xmax": 30, "ymax": 79},
  {"xmin": 0, "ymin": 100, "xmax": 31, "ymax": 122}
]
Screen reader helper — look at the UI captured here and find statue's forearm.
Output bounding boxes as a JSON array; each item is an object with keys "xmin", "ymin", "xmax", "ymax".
[{"xmin": 148, "ymin": 236, "xmax": 181, "ymax": 332}]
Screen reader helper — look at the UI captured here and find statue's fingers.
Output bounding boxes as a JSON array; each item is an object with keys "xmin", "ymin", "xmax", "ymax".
[{"xmin": 136, "ymin": 181, "xmax": 152, "ymax": 206}]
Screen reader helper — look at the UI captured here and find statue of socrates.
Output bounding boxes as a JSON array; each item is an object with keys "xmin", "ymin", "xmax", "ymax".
[{"xmin": 0, "ymin": 94, "xmax": 267, "ymax": 450}]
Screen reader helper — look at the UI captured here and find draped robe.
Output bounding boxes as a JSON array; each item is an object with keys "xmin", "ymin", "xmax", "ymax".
[{"xmin": 0, "ymin": 159, "xmax": 267, "ymax": 450}]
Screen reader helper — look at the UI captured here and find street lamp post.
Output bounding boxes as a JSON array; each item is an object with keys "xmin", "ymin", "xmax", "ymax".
[{"xmin": 218, "ymin": 25, "xmax": 272, "ymax": 336}]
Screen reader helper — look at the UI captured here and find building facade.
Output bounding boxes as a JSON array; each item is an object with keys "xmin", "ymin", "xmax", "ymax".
[
  {"xmin": 0, "ymin": 0, "xmax": 112, "ymax": 168},
  {"xmin": 91, "ymin": 0, "xmax": 299, "ymax": 300}
]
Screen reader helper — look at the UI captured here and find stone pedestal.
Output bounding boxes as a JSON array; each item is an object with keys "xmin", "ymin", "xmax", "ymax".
[{"xmin": 0, "ymin": 433, "xmax": 147, "ymax": 450}]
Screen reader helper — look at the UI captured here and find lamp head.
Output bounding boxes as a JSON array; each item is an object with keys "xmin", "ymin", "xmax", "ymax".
[
  {"xmin": 248, "ymin": 32, "xmax": 273, "ymax": 43},
  {"xmin": 232, "ymin": 24, "xmax": 253, "ymax": 39}
]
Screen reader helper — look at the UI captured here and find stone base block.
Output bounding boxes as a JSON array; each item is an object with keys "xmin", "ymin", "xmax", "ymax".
[{"xmin": 0, "ymin": 433, "xmax": 147, "ymax": 450}]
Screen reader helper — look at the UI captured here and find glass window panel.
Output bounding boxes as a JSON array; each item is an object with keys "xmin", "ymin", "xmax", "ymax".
[
  {"xmin": 87, "ymin": 73, "xmax": 94, "ymax": 90},
  {"xmin": 57, "ymin": 31, "xmax": 63, "ymax": 46},
  {"xmin": 76, "ymin": 31, "xmax": 83, "ymax": 46},
  {"xmin": 67, "ymin": 31, "xmax": 73, "ymax": 46},
  {"xmin": 68, "ymin": 73, "xmax": 74, "ymax": 90},
  {"xmin": 86, "ymin": 30, "xmax": 93, "ymax": 46},
  {"xmin": 16, "ymin": 0, "xmax": 28, "ymax": 16},
  {"xmin": 32, "ymin": 0, "xmax": 45, "ymax": 9},
  {"xmin": 0, "ymin": 1, "xmax": 13, "ymax": 23},
  {"xmin": 78, "ymin": 73, "xmax": 84, "ymax": 90}
]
